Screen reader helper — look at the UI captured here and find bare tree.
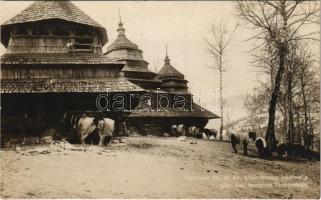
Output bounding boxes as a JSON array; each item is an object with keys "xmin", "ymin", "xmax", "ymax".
[
  {"xmin": 236, "ymin": 0, "xmax": 319, "ymax": 156},
  {"xmin": 246, "ymin": 39, "xmax": 319, "ymax": 148},
  {"xmin": 295, "ymin": 43, "xmax": 320, "ymax": 149},
  {"xmin": 244, "ymin": 88, "xmax": 267, "ymax": 116},
  {"xmin": 204, "ymin": 21, "xmax": 237, "ymax": 141}
]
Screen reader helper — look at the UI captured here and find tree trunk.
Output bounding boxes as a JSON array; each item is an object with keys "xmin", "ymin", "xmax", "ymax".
[
  {"xmin": 265, "ymin": 1, "xmax": 288, "ymax": 157},
  {"xmin": 287, "ymin": 76, "xmax": 295, "ymax": 144},
  {"xmin": 300, "ymin": 76, "xmax": 309, "ymax": 148},
  {"xmin": 265, "ymin": 43, "xmax": 286, "ymax": 157},
  {"xmin": 219, "ymin": 67, "xmax": 223, "ymax": 141},
  {"xmin": 281, "ymin": 102, "xmax": 289, "ymax": 142},
  {"xmin": 283, "ymin": 100, "xmax": 290, "ymax": 143},
  {"xmin": 308, "ymin": 106, "xmax": 314, "ymax": 149}
]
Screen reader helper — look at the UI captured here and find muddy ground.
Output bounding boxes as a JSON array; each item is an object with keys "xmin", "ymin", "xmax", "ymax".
[{"xmin": 0, "ymin": 136, "xmax": 320, "ymax": 199}]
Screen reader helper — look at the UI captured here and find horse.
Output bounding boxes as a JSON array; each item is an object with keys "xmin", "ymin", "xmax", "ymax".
[
  {"xmin": 255, "ymin": 137, "xmax": 267, "ymax": 158},
  {"xmin": 230, "ymin": 132, "xmax": 253, "ymax": 155},
  {"xmin": 255, "ymin": 137, "xmax": 280, "ymax": 159},
  {"xmin": 203, "ymin": 128, "xmax": 218, "ymax": 139}
]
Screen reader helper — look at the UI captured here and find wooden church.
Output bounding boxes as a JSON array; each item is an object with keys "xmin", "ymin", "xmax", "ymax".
[
  {"xmin": 104, "ymin": 18, "xmax": 218, "ymax": 135},
  {"xmin": 1, "ymin": 1, "xmax": 218, "ymax": 141}
]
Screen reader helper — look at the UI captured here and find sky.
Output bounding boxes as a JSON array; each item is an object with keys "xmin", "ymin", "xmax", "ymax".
[{"xmin": 0, "ymin": 1, "xmax": 319, "ymax": 129}]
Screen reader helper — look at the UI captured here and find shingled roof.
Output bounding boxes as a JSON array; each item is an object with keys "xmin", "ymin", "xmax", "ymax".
[
  {"xmin": 105, "ymin": 20, "xmax": 161, "ymax": 90},
  {"xmin": 1, "ymin": 77, "xmax": 145, "ymax": 94},
  {"xmin": 1, "ymin": 1, "xmax": 108, "ymax": 46},
  {"xmin": 157, "ymin": 56, "xmax": 184, "ymax": 79},
  {"xmin": 106, "ymin": 35, "xmax": 139, "ymax": 53},
  {"xmin": 106, "ymin": 21, "xmax": 139, "ymax": 53},
  {"xmin": 128, "ymin": 103, "xmax": 219, "ymax": 119},
  {"xmin": 1, "ymin": 53, "xmax": 121, "ymax": 65}
]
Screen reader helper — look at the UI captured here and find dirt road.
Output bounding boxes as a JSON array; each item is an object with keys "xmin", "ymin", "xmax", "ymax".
[{"xmin": 1, "ymin": 137, "xmax": 320, "ymax": 199}]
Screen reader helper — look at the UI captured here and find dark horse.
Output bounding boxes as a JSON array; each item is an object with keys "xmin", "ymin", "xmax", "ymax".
[
  {"xmin": 255, "ymin": 136, "xmax": 319, "ymax": 160},
  {"xmin": 230, "ymin": 133, "xmax": 241, "ymax": 153},
  {"xmin": 230, "ymin": 132, "xmax": 256, "ymax": 155}
]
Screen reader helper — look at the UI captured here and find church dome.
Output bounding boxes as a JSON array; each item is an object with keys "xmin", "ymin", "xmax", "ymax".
[
  {"xmin": 104, "ymin": 19, "xmax": 161, "ymax": 90},
  {"xmin": 1, "ymin": 0, "xmax": 108, "ymax": 47},
  {"xmin": 106, "ymin": 22, "xmax": 139, "ymax": 53},
  {"xmin": 157, "ymin": 50, "xmax": 188, "ymax": 92},
  {"xmin": 158, "ymin": 56, "xmax": 184, "ymax": 79}
]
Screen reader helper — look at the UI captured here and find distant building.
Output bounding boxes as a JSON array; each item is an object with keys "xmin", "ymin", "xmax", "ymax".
[{"xmin": 1, "ymin": 1, "xmax": 218, "ymax": 141}]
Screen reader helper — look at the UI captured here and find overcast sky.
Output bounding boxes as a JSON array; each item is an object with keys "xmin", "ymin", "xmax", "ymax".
[{"xmin": 1, "ymin": 1, "xmax": 319, "ymax": 129}]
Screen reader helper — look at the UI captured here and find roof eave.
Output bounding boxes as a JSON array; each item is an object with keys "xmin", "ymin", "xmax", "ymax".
[{"xmin": 1, "ymin": 19, "xmax": 108, "ymax": 47}]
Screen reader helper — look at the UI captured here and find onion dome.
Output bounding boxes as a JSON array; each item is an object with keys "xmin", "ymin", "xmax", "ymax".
[
  {"xmin": 157, "ymin": 48, "xmax": 188, "ymax": 92},
  {"xmin": 1, "ymin": 1, "xmax": 108, "ymax": 47},
  {"xmin": 104, "ymin": 18, "xmax": 161, "ymax": 90},
  {"xmin": 106, "ymin": 20, "xmax": 139, "ymax": 53}
]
